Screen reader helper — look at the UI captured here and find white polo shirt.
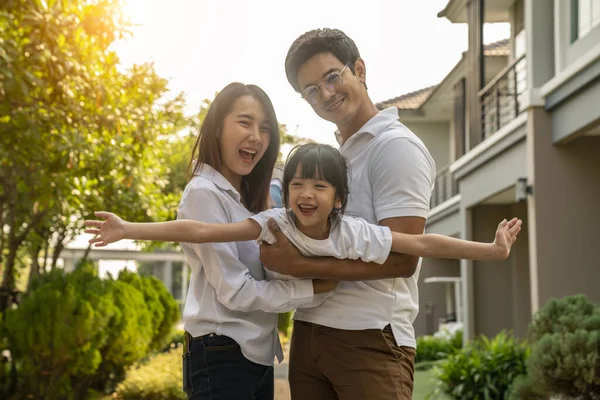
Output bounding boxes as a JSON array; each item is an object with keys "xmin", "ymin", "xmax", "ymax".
[
  {"xmin": 177, "ymin": 165, "xmax": 317, "ymax": 366},
  {"xmin": 294, "ymin": 107, "xmax": 436, "ymax": 348},
  {"xmin": 250, "ymin": 208, "xmax": 393, "ymax": 282}
]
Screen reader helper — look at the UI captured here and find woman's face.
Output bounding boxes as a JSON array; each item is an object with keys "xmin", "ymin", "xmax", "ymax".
[{"xmin": 218, "ymin": 95, "xmax": 273, "ymax": 188}]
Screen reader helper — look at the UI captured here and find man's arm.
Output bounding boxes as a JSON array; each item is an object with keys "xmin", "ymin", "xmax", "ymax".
[
  {"xmin": 259, "ymin": 217, "xmax": 425, "ymax": 280},
  {"xmin": 260, "ymin": 136, "xmax": 436, "ymax": 280}
]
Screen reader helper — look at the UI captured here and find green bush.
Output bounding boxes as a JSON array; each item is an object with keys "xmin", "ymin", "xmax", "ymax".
[
  {"xmin": 116, "ymin": 270, "xmax": 180, "ymax": 353},
  {"xmin": 116, "ymin": 345, "xmax": 186, "ymax": 400},
  {"xmin": 160, "ymin": 329, "xmax": 185, "ymax": 353},
  {"xmin": 278, "ymin": 311, "xmax": 293, "ymax": 337},
  {"xmin": 508, "ymin": 294, "xmax": 600, "ymax": 400},
  {"xmin": 432, "ymin": 331, "xmax": 529, "ymax": 400},
  {"xmin": 2, "ymin": 266, "xmax": 115, "ymax": 399},
  {"xmin": 0, "ymin": 264, "xmax": 180, "ymax": 399},
  {"xmin": 415, "ymin": 330, "xmax": 462, "ymax": 364},
  {"xmin": 506, "ymin": 373, "xmax": 548, "ymax": 400}
]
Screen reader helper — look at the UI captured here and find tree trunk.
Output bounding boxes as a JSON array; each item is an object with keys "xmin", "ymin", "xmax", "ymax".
[
  {"xmin": 27, "ymin": 241, "xmax": 43, "ymax": 292},
  {"xmin": 81, "ymin": 242, "xmax": 93, "ymax": 264},
  {"xmin": 50, "ymin": 232, "xmax": 65, "ymax": 272},
  {"xmin": 0, "ymin": 243, "xmax": 19, "ymax": 313},
  {"xmin": 0, "ymin": 210, "xmax": 48, "ymax": 312}
]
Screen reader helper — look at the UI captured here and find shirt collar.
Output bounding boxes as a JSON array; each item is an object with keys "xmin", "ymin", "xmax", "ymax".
[
  {"xmin": 196, "ymin": 163, "xmax": 242, "ymax": 202},
  {"xmin": 355, "ymin": 107, "xmax": 399, "ymax": 137},
  {"xmin": 340, "ymin": 107, "xmax": 399, "ymax": 150}
]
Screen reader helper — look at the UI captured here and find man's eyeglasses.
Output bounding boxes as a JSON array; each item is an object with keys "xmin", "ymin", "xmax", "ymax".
[{"xmin": 301, "ymin": 63, "xmax": 350, "ymax": 105}]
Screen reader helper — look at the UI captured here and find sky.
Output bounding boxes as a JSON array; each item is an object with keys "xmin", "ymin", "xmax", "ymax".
[{"xmin": 112, "ymin": 0, "xmax": 510, "ymax": 151}]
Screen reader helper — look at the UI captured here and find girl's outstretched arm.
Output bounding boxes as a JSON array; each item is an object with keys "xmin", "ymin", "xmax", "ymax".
[
  {"xmin": 390, "ymin": 218, "xmax": 522, "ymax": 261},
  {"xmin": 84, "ymin": 211, "xmax": 261, "ymax": 247}
]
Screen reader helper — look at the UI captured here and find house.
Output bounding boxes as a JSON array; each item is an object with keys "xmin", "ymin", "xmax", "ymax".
[{"xmin": 377, "ymin": 0, "xmax": 600, "ymax": 342}]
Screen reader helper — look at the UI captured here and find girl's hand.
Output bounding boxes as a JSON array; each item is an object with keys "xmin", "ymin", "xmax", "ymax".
[
  {"xmin": 492, "ymin": 218, "xmax": 522, "ymax": 259},
  {"xmin": 84, "ymin": 211, "xmax": 127, "ymax": 247}
]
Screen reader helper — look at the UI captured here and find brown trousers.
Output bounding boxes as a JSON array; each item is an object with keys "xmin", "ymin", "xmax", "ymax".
[{"xmin": 288, "ymin": 320, "xmax": 416, "ymax": 400}]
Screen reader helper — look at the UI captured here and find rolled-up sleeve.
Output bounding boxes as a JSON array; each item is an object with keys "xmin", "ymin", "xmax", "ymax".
[{"xmin": 179, "ymin": 187, "xmax": 315, "ymax": 313}]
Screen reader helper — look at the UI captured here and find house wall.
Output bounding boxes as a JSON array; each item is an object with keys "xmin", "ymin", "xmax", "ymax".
[
  {"xmin": 554, "ymin": 0, "xmax": 600, "ymax": 74},
  {"xmin": 549, "ymin": 73, "xmax": 600, "ymax": 143},
  {"xmin": 471, "ymin": 202, "xmax": 530, "ymax": 338},
  {"xmin": 414, "ymin": 258, "xmax": 461, "ymax": 337},
  {"xmin": 457, "ymin": 135, "xmax": 528, "ymax": 208},
  {"xmin": 403, "ymin": 121, "xmax": 451, "ymax": 169},
  {"xmin": 527, "ymin": 108, "xmax": 600, "ymax": 311}
]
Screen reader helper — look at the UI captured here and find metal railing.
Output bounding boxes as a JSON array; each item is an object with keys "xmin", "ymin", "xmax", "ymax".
[
  {"xmin": 431, "ymin": 165, "xmax": 458, "ymax": 208},
  {"xmin": 480, "ymin": 54, "xmax": 527, "ymax": 139}
]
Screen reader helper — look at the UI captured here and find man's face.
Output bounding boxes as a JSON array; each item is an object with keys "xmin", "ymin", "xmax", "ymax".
[{"xmin": 296, "ymin": 52, "xmax": 366, "ymax": 126}]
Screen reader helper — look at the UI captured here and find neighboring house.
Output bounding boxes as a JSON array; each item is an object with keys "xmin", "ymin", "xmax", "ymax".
[{"xmin": 377, "ymin": 0, "xmax": 600, "ymax": 342}]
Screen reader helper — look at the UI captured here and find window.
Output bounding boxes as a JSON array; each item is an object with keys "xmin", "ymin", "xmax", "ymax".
[{"xmin": 573, "ymin": 0, "xmax": 600, "ymax": 41}]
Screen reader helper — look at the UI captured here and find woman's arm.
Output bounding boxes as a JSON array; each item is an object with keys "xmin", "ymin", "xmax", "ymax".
[
  {"xmin": 391, "ymin": 218, "xmax": 522, "ymax": 261},
  {"xmin": 84, "ymin": 211, "xmax": 261, "ymax": 247}
]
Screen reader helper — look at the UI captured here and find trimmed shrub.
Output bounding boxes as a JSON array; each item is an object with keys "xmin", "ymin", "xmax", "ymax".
[
  {"xmin": 115, "ymin": 345, "xmax": 186, "ymax": 400},
  {"xmin": 432, "ymin": 331, "xmax": 529, "ymax": 400},
  {"xmin": 1, "ymin": 263, "xmax": 180, "ymax": 399},
  {"xmin": 415, "ymin": 330, "xmax": 463, "ymax": 364},
  {"xmin": 116, "ymin": 270, "xmax": 180, "ymax": 352},
  {"xmin": 2, "ymin": 266, "xmax": 116, "ymax": 399},
  {"xmin": 161, "ymin": 329, "xmax": 185, "ymax": 354},
  {"xmin": 508, "ymin": 294, "xmax": 600, "ymax": 400}
]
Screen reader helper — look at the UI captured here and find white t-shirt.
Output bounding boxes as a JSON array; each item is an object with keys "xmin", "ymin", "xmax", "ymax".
[
  {"xmin": 250, "ymin": 208, "xmax": 393, "ymax": 281},
  {"xmin": 294, "ymin": 107, "xmax": 437, "ymax": 349}
]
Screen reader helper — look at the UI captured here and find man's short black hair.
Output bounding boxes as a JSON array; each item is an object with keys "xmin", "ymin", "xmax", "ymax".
[{"xmin": 285, "ymin": 28, "xmax": 361, "ymax": 92}]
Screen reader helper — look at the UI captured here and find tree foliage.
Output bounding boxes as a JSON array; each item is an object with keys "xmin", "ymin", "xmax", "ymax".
[{"xmin": 0, "ymin": 0, "xmax": 191, "ymax": 310}]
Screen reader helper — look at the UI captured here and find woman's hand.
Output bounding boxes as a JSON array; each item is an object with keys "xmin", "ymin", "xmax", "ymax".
[{"xmin": 84, "ymin": 211, "xmax": 127, "ymax": 247}]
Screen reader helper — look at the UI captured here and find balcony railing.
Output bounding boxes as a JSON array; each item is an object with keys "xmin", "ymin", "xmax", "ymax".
[
  {"xmin": 480, "ymin": 54, "xmax": 527, "ymax": 139},
  {"xmin": 431, "ymin": 165, "xmax": 458, "ymax": 208}
]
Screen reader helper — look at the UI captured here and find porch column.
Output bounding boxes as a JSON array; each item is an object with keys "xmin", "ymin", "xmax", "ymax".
[
  {"xmin": 466, "ymin": 0, "xmax": 485, "ymax": 150},
  {"xmin": 524, "ymin": 0, "xmax": 554, "ymax": 314},
  {"xmin": 460, "ymin": 206, "xmax": 475, "ymax": 343},
  {"xmin": 525, "ymin": 0, "xmax": 555, "ymax": 89}
]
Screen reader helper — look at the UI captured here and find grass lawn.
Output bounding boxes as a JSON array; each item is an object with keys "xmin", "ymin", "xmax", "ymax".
[{"xmin": 413, "ymin": 367, "xmax": 451, "ymax": 400}]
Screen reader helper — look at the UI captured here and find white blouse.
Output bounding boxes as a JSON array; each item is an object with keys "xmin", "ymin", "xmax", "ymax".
[{"xmin": 177, "ymin": 164, "xmax": 315, "ymax": 366}]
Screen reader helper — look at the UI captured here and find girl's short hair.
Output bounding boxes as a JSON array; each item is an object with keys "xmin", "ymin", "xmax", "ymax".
[{"xmin": 282, "ymin": 143, "xmax": 350, "ymax": 221}]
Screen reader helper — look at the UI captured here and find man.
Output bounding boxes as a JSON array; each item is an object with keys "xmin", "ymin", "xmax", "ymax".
[{"xmin": 259, "ymin": 28, "xmax": 436, "ymax": 399}]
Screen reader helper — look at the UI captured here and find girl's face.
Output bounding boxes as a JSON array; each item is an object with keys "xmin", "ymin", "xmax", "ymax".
[
  {"xmin": 287, "ymin": 163, "xmax": 342, "ymax": 239},
  {"xmin": 218, "ymin": 95, "xmax": 272, "ymax": 189}
]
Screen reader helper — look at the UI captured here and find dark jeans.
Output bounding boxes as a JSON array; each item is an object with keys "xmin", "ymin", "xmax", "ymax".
[{"xmin": 182, "ymin": 332, "xmax": 274, "ymax": 400}]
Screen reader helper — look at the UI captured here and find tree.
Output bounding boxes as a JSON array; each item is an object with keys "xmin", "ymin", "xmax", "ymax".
[{"xmin": 0, "ymin": 0, "xmax": 190, "ymax": 311}]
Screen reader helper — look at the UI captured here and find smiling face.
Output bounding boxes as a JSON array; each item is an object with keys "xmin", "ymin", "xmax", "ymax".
[
  {"xmin": 296, "ymin": 52, "xmax": 370, "ymax": 129},
  {"xmin": 288, "ymin": 163, "xmax": 341, "ymax": 239},
  {"xmin": 218, "ymin": 95, "xmax": 272, "ymax": 190}
]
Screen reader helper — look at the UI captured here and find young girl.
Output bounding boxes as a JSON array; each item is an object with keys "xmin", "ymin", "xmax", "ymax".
[{"xmin": 85, "ymin": 143, "xmax": 522, "ymax": 273}]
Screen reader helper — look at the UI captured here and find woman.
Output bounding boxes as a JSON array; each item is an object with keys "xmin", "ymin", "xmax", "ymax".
[{"xmin": 178, "ymin": 82, "xmax": 334, "ymax": 400}]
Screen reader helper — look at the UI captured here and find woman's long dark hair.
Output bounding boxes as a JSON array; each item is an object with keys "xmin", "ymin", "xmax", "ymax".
[{"xmin": 187, "ymin": 83, "xmax": 281, "ymax": 214}]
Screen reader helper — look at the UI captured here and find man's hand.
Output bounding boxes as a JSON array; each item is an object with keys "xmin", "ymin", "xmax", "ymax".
[
  {"xmin": 84, "ymin": 211, "xmax": 127, "ymax": 247},
  {"xmin": 259, "ymin": 218, "xmax": 306, "ymax": 277},
  {"xmin": 492, "ymin": 217, "xmax": 522, "ymax": 259}
]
